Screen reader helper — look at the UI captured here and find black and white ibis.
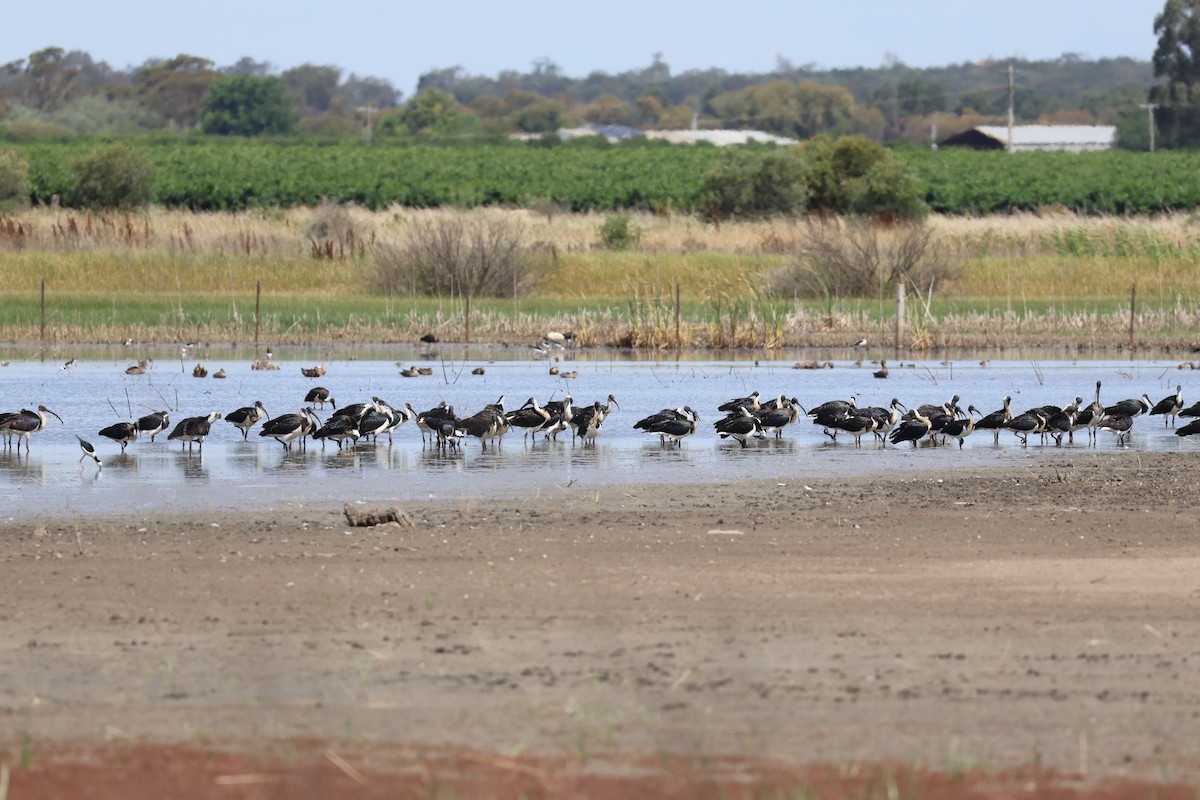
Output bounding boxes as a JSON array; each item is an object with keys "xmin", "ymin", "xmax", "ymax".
[
  {"xmin": 569, "ymin": 395, "xmax": 617, "ymax": 444},
  {"xmin": 718, "ymin": 391, "xmax": 761, "ymax": 415},
  {"xmin": 505, "ymin": 397, "xmax": 552, "ymax": 442},
  {"xmin": 224, "ymin": 401, "xmax": 268, "ymax": 440},
  {"xmin": 859, "ymin": 398, "xmax": 905, "ymax": 442},
  {"xmin": 313, "ymin": 414, "xmax": 362, "ymax": 449},
  {"xmin": 1044, "ymin": 405, "xmax": 1075, "ymax": 447},
  {"xmin": 415, "ymin": 402, "xmax": 455, "ymax": 446},
  {"xmin": 714, "ymin": 407, "xmax": 766, "ymax": 447},
  {"xmin": 259, "ymin": 409, "xmax": 318, "ymax": 452},
  {"xmin": 99, "ymin": 421, "xmax": 139, "ymax": 453},
  {"xmin": 973, "ymin": 396, "xmax": 1012, "ymax": 445},
  {"xmin": 829, "ymin": 413, "xmax": 877, "ymax": 447},
  {"xmin": 1069, "ymin": 381, "xmax": 1103, "ymax": 445},
  {"xmin": 304, "ymin": 386, "xmax": 336, "ymax": 409},
  {"xmin": 941, "ymin": 405, "xmax": 979, "ymax": 449},
  {"xmin": 1178, "ymin": 395, "xmax": 1200, "ymax": 418},
  {"xmin": 166, "ymin": 412, "xmax": 220, "ymax": 452},
  {"xmin": 756, "ymin": 398, "xmax": 802, "ymax": 439},
  {"xmin": 136, "ymin": 411, "xmax": 171, "ymax": 442},
  {"xmin": 0, "ymin": 405, "xmax": 63, "ymax": 452},
  {"xmin": 1103, "ymin": 394, "xmax": 1151, "ymax": 420},
  {"xmin": 641, "ymin": 407, "xmax": 699, "ymax": 447},
  {"xmin": 1150, "ymin": 385, "xmax": 1184, "ymax": 427},
  {"xmin": 456, "ymin": 400, "xmax": 509, "ymax": 448},
  {"xmin": 1099, "ymin": 414, "xmax": 1134, "ymax": 447},
  {"xmin": 888, "ymin": 408, "xmax": 932, "ymax": 448},
  {"xmin": 1005, "ymin": 409, "xmax": 1046, "ymax": 447},
  {"xmin": 1175, "ymin": 418, "xmax": 1200, "ymax": 439}
]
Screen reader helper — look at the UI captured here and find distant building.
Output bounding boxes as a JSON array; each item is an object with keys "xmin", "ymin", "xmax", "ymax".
[
  {"xmin": 512, "ymin": 123, "xmax": 796, "ymax": 146},
  {"xmin": 643, "ymin": 129, "xmax": 797, "ymax": 146},
  {"xmin": 939, "ymin": 124, "xmax": 1116, "ymax": 153}
]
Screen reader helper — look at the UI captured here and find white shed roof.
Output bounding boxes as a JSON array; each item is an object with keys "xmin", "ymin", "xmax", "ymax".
[
  {"xmin": 510, "ymin": 127, "xmax": 797, "ymax": 146},
  {"xmin": 643, "ymin": 129, "xmax": 797, "ymax": 146},
  {"xmin": 975, "ymin": 125, "xmax": 1115, "ymax": 149}
]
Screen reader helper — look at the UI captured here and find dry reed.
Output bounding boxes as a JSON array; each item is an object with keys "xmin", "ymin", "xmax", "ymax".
[{"xmin": 2, "ymin": 206, "xmax": 1199, "ymax": 349}]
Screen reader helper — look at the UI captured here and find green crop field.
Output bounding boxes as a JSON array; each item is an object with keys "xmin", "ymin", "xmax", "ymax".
[{"xmin": 14, "ymin": 138, "xmax": 1200, "ymax": 215}]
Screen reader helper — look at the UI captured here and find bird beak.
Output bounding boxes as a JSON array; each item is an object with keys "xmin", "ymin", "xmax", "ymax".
[{"xmin": 47, "ymin": 408, "xmax": 63, "ymax": 424}]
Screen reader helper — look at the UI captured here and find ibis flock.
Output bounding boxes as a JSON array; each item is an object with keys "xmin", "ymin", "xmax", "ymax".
[{"xmin": 3, "ymin": 374, "xmax": 1198, "ymax": 471}]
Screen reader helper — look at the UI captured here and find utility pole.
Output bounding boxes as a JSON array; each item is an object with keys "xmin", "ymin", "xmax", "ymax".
[
  {"xmin": 1139, "ymin": 102, "xmax": 1159, "ymax": 152},
  {"xmin": 357, "ymin": 105, "xmax": 377, "ymax": 146},
  {"xmin": 1006, "ymin": 63, "xmax": 1015, "ymax": 153}
]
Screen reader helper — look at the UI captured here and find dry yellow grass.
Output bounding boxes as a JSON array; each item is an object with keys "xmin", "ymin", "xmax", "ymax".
[{"xmin": 2, "ymin": 206, "xmax": 1199, "ymax": 348}]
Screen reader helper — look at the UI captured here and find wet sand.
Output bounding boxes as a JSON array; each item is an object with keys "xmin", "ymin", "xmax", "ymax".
[{"xmin": 2, "ymin": 452, "xmax": 1199, "ymax": 798}]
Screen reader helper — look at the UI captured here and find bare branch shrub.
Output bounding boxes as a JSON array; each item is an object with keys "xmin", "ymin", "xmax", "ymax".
[
  {"xmin": 375, "ymin": 211, "xmax": 537, "ymax": 298},
  {"xmin": 767, "ymin": 219, "xmax": 957, "ymax": 300},
  {"xmin": 306, "ymin": 200, "xmax": 360, "ymax": 259}
]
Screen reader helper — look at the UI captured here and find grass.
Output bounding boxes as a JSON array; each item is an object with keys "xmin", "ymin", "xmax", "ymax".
[{"xmin": 3, "ymin": 206, "xmax": 1199, "ymax": 350}]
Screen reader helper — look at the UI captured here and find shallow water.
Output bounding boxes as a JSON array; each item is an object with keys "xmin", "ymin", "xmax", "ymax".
[{"xmin": 1, "ymin": 346, "xmax": 1196, "ymax": 517}]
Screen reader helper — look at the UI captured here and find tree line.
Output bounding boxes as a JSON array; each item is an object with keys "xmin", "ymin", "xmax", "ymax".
[{"xmin": 0, "ymin": 44, "xmax": 1163, "ymax": 147}]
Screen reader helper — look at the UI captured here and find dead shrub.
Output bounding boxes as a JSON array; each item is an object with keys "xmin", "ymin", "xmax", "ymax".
[
  {"xmin": 768, "ymin": 219, "xmax": 957, "ymax": 300},
  {"xmin": 306, "ymin": 200, "xmax": 359, "ymax": 259},
  {"xmin": 375, "ymin": 211, "xmax": 537, "ymax": 298}
]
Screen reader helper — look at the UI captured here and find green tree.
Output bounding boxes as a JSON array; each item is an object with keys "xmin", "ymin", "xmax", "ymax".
[
  {"xmin": 222, "ymin": 57, "xmax": 272, "ymax": 76},
  {"xmin": 67, "ymin": 143, "xmax": 156, "ymax": 209},
  {"xmin": 200, "ymin": 74, "xmax": 300, "ymax": 135},
  {"xmin": 337, "ymin": 74, "xmax": 402, "ymax": 109},
  {"xmin": 24, "ymin": 47, "xmax": 79, "ymax": 111},
  {"xmin": 1152, "ymin": 0, "xmax": 1200, "ymax": 146},
  {"xmin": 581, "ymin": 93, "xmax": 634, "ymax": 125},
  {"xmin": 134, "ymin": 55, "xmax": 216, "ymax": 128},
  {"xmin": 0, "ymin": 149, "xmax": 31, "ymax": 211},
  {"xmin": 798, "ymin": 135, "xmax": 925, "ymax": 220},
  {"xmin": 897, "ymin": 76, "xmax": 946, "ymax": 115},
  {"xmin": 636, "ymin": 94, "xmax": 664, "ymax": 125},
  {"xmin": 707, "ymin": 79, "xmax": 862, "ymax": 138},
  {"xmin": 511, "ymin": 101, "xmax": 561, "ymax": 133},
  {"xmin": 697, "ymin": 148, "xmax": 810, "ymax": 221},
  {"xmin": 1114, "ymin": 104, "xmax": 1154, "ymax": 150},
  {"xmin": 386, "ymin": 88, "xmax": 479, "ymax": 137},
  {"xmin": 281, "ymin": 63, "xmax": 341, "ymax": 115}
]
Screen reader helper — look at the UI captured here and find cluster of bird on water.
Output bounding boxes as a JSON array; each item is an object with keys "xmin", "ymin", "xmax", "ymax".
[
  {"xmin": 702, "ymin": 381, "xmax": 1198, "ymax": 450},
  {"xmin": 0, "ymin": 386, "xmax": 626, "ymax": 467},
  {"xmin": 3, "ymin": 377, "xmax": 1198, "ymax": 470}
]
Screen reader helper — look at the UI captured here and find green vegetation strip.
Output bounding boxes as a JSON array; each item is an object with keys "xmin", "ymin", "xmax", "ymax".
[{"xmin": 14, "ymin": 139, "xmax": 1200, "ymax": 215}]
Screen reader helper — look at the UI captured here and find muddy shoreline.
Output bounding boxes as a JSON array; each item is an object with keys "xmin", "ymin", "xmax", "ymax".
[{"xmin": 2, "ymin": 454, "xmax": 1199, "ymax": 797}]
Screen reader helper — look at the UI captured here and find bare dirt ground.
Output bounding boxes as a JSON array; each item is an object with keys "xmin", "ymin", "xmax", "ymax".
[{"xmin": 2, "ymin": 451, "xmax": 1199, "ymax": 798}]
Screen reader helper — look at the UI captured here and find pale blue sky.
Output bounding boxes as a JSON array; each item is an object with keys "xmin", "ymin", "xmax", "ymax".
[{"xmin": 7, "ymin": 0, "xmax": 1164, "ymax": 97}]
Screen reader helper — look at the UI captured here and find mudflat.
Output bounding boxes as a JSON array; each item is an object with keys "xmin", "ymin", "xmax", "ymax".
[{"xmin": 2, "ymin": 451, "xmax": 1198, "ymax": 798}]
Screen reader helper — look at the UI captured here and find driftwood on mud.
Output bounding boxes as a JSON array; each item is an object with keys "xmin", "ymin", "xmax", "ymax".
[{"xmin": 343, "ymin": 503, "xmax": 413, "ymax": 527}]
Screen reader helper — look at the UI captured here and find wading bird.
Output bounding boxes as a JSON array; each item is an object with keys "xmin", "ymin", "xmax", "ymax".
[
  {"xmin": 76, "ymin": 435, "xmax": 101, "ymax": 468},
  {"xmin": 714, "ymin": 407, "xmax": 766, "ymax": 448},
  {"xmin": 888, "ymin": 408, "xmax": 932, "ymax": 449},
  {"xmin": 136, "ymin": 411, "xmax": 171, "ymax": 442},
  {"xmin": 224, "ymin": 401, "xmax": 269, "ymax": 440},
  {"xmin": 99, "ymin": 421, "xmax": 139, "ymax": 453},
  {"xmin": 259, "ymin": 409, "xmax": 319, "ymax": 452},
  {"xmin": 167, "ymin": 412, "xmax": 220, "ymax": 452},
  {"xmin": 0, "ymin": 405, "xmax": 63, "ymax": 452},
  {"xmin": 304, "ymin": 387, "xmax": 336, "ymax": 409},
  {"xmin": 1150, "ymin": 385, "xmax": 1184, "ymax": 428},
  {"xmin": 646, "ymin": 408, "xmax": 699, "ymax": 447}
]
